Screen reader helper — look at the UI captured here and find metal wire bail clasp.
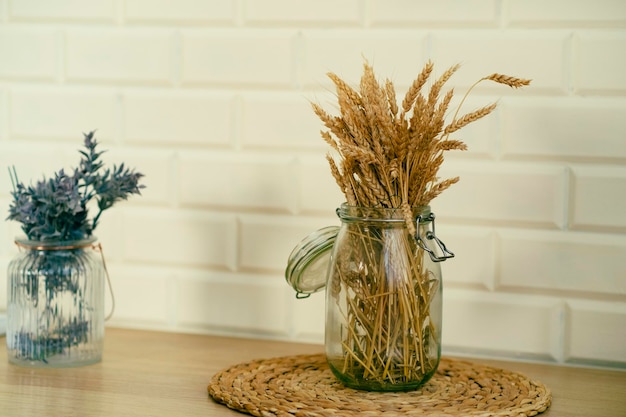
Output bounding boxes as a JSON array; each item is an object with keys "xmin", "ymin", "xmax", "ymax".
[{"xmin": 415, "ymin": 213, "xmax": 454, "ymax": 262}]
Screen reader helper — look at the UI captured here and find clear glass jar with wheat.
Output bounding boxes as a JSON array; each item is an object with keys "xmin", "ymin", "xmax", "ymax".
[
  {"xmin": 300, "ymin": 59, "xmax": 529, "ymax": 391},
  {"xmin": 326, "ymin": 204, "xmax": 450, "ymax": 391}
]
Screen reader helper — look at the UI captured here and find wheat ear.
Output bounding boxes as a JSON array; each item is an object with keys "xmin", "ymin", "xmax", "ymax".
[{"xmin": 484, "ymin": 73, "xmax": 532, "ymax": 89}]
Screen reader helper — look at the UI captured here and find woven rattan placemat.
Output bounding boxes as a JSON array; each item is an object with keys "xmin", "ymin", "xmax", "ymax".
[{"xmin": 208, "ymin": 353, "xmax": 551, "ymax": 417}]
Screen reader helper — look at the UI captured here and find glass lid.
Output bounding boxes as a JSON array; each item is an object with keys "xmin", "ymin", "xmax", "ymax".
[{"xmin": 285, "ymin": 226, "xmax": 339, "ymax": 298}]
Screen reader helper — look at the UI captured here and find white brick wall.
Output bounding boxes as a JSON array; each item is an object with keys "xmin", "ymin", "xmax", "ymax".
[
  {"xmin": 0, "ymin": 27, "xmax": 57, "ymax": 80},
  {"xmin": 66, "ymin": 29, "xmax": 173, "ymax": 84},
  {"xmin": 124, "ymin": 0, "xmax": 235, "ymax": 24},
  {"xmin": 11, "ymin": 86, "xmax": 117, "ymax": 140},
  {"xmin": 1, "ymin": 0, "xmax": 625, "ymax": 369}
]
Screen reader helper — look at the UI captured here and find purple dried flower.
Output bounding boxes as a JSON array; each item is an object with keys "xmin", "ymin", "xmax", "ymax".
[{"xmin": 7, "ymin": 131, "xmax": 145, "ymax": 241}]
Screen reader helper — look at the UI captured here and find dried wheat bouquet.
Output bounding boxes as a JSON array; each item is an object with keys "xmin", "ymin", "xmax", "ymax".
[{"xmin": 313, "ymin": 60, "xmax": 530, "ymax": 230}]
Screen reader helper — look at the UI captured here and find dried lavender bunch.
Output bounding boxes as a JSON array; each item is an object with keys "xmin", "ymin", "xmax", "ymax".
[{"xmin": 7, "ymin": 131, "xmax": 145, "ymax": 241}]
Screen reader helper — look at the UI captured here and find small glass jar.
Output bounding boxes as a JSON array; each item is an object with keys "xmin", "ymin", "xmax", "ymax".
[
  {"xmin": 326, "ymin": 204, "xmax": 450, "ymax": 391},
  {"xmin": 6, "ymin": 237, "xmax": 105, "ymax": 367}
]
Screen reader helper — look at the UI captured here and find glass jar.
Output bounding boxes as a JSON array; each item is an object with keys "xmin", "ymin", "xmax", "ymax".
[
  {"xmin": 325, "ymin": 204, "xmax": 451, "ymax": 391},
  {"xmin": 6, "ymin": 237, "xmax": 106, "ymax": 367}
]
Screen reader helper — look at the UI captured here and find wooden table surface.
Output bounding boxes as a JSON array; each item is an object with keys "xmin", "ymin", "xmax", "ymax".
[{"xmin": 1, "ymin": 328, "xmax": 624, "ymax": 416}]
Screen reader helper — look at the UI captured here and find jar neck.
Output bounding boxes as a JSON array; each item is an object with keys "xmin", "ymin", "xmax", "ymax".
[
  {"xmin": 15, "ymin": 237, "xmax": 97, "ymax": 251},
  {"xmin": 336, "ymin": 203, "xmax": 431, "ymax": 224}
]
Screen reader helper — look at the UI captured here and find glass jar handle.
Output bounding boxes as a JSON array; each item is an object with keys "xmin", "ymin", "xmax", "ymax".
[
  {"xmin": 415, "ymin": 213, "xmax": 454, "ymax": 262},
  {"xmin": 94, "ymin": 243, "xmax": 116, "ymax": 321}
]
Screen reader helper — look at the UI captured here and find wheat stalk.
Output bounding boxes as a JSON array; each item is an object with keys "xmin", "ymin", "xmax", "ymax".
[{"xmin": 443, "ymin": 102, "xmax": 497, "ymax": 135}]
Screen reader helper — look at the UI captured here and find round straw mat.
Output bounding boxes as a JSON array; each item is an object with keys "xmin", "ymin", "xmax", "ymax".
[{"xmin": 208, "ymin": 354, "xmax": 551, "ymax": 417}]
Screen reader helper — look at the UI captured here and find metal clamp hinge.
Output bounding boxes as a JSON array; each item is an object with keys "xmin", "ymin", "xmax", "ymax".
[{"xmin": 415, "ymin": 213, "xmax": 455, "ymax": 263}]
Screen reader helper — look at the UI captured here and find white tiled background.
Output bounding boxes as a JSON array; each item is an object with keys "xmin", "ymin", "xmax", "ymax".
[{"xmin": 0, "ymin": 0, "xmax": 625, "ymax": 368}]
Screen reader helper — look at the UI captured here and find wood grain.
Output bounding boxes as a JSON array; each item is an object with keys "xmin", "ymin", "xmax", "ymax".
[{"xmin": 1, "ymin": 328, "xmax": 624, "ymax": 416}]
